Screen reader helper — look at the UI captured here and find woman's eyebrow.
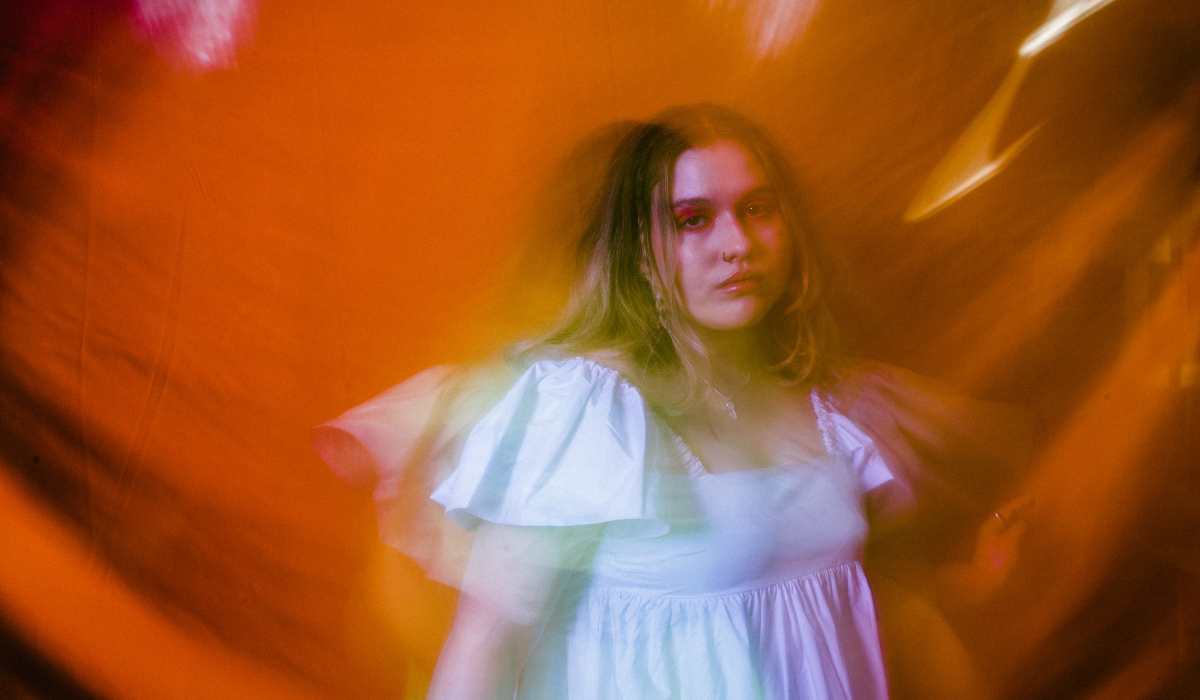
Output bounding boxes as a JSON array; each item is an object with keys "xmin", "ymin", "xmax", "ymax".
[
  {"xmin": 672, "ymin": 198, "xmax": 712, "ymax": 209},
  {"xmin": 738, "ymin": 186, "xmax": 775, "ymax": 201}
]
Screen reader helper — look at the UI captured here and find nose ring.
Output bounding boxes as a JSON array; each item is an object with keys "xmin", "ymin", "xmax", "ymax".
[{"xmin": 721, "ymin": 251, "xmax": 735, "ymax": 262}]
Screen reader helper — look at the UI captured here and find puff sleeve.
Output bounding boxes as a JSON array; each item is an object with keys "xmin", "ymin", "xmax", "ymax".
[{"xmin": 431, "ymin": 357, "xmax": 670, "ymax": 540}]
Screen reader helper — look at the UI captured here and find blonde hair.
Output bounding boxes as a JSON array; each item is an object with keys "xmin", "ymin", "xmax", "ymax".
[{"xmin": 517, "ymin": 105, "xmax": 840, "ymax": 402}]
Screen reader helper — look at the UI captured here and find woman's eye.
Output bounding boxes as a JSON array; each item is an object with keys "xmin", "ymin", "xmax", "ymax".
[
  {"xmin": 745, "ymin": 202, "xmax": 772, "ymax": 217},
  {"xmin": 677, "ymin": 214, "xmax": 709, "ymax": 228}
]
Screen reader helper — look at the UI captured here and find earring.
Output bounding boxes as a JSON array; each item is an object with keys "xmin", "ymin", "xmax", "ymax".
[{"xmin": 653, "ymin": 290, "xmax": 668, "ymax": 323}]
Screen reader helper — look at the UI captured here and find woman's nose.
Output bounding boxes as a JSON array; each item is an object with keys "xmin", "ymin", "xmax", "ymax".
[{"xmin": 716, "ymin": 212, "xmax": 752, "ymax": 261}]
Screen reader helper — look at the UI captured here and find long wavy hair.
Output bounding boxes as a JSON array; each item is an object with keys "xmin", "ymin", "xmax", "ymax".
[{"xmin": 518, "ymin": 104, "xmax": 841, "ymax": 401}]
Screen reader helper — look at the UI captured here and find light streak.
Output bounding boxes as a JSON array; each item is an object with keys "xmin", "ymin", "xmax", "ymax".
[
  {"xmin": 905, "ymin": 0, "xmax": 1123, "ymax": 221},
  {"xmin": 904, "ymin": 58, "xmax": 1040, "ymax": 222},
  {"xmin": 1020, "ymin": 0, "xmax": 1119, "ymax": 58}
]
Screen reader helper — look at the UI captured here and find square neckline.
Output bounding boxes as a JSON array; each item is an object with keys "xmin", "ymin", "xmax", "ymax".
[{"xmin": 575, "ymin": 357, "xmax": 842, "ymax": 478}]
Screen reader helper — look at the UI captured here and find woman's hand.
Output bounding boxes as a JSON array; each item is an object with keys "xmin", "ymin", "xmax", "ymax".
[{"xmin": 935, "ymin": 495, "xmax": 1035, "ymax": 609}]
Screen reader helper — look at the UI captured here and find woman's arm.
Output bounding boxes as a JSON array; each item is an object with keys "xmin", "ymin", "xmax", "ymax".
[
  {"xmin": 933, "ymin": 495, "xmax": 1034, "ymax": 609},
  {"xmin": 427, "ymin": 522, "xmax": 600, "ymax": 700}
]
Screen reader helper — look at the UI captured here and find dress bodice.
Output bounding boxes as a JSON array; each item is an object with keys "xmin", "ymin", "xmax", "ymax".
[
  {"xmin": 429, "ymin": 358, "xmax": 890, "ymax": 699},
  {"xmin": 587, "ymin": 444, "xmax": 869, "ymax": 598}
]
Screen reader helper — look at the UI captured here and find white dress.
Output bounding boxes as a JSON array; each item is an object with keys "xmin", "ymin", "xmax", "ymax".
[{"xmin": 427, "ymin": 357, "xmax": 893, "ymax": 700}]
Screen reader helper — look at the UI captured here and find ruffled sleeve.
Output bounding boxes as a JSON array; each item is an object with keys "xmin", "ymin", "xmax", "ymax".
[
  {"xmin": 431, "ymin": 357, "xmax": 670, "ymax": 540},
  {"xmin": 312, "ymin": 362, "xmax": 519, "ymax": 586},
  {"xmin": 314, "ymin": 366, "xmax": 456, "ymax": 489}
]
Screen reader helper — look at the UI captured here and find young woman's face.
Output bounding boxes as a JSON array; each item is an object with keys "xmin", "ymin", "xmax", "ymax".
[{"xmin": 667, "ymin": 140, "xmax": 792, "ymax": 332}]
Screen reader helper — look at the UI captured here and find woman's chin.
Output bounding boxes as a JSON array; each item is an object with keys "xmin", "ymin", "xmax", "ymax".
[{"xmin": 691, "ymin": 307, "xmax": 770, "ymax": 332}]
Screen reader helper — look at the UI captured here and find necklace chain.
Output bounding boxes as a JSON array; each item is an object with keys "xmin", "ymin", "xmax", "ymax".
[{"xmin": 701, "ymin": 372, "xmax": 752, "ymax": 420}]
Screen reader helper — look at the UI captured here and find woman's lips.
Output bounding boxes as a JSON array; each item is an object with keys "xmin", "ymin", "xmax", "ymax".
[{"xmin": 716, "ymin": 271, "xmax": 763, "ymax": 293}]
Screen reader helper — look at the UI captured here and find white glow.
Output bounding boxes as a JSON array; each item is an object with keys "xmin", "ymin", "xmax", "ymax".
[
  {"xmin": 711, "ymin": 0, "xmax": 822, "ymax": 60},
  {"xmin": 134, "ymin": 0, "xmax": 256, "ymax": 70}
]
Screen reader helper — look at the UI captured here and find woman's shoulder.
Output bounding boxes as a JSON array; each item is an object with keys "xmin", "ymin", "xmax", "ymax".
[
  {"xmin": 510, "ymin": 353, "xmax": 630, "ymax": 393},
  {"xmin": 514, "ymin": 350, "xmax": 679, "ymax": 406},
  {"xmin": 576, "ymin": 348, "xmax": 638, "ymax": 376},
  {"xmin": 488, "ymin": 354, "xmax": 661, "ymax": 432},
  {"xmin": 517, "ymin": 349, "xmax": 637, "ymax": 380}
]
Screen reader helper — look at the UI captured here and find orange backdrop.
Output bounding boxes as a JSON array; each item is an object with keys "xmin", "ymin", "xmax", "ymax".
[{"xmin": 1, "ymin": 0, "xmax": 1198, "ymax": 698}]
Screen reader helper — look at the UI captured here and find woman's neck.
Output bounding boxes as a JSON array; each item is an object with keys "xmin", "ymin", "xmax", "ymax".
[{"xmin": 696, "ymin": 327, "xmax": 765, "ymax": 386}]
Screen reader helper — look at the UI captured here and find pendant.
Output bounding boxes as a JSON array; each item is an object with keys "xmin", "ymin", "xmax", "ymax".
[
  {"xmin": 722, "ymin": 398, "xmax": 738, "ymax": 420},
  {"xmin": 701, "ymin": 375, "xmax": 745, "ymax": 420}
]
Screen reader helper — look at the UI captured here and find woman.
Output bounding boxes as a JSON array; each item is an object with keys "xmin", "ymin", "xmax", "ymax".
[{"xmin": 319, "ymin": 105, "xmax": 902, "ymax": 699}]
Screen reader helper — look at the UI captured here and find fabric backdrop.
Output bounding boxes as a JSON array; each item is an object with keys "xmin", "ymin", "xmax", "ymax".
[{"xmin": 1, "ymin": 0, "xmax": 1198, "ymax": 698}]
